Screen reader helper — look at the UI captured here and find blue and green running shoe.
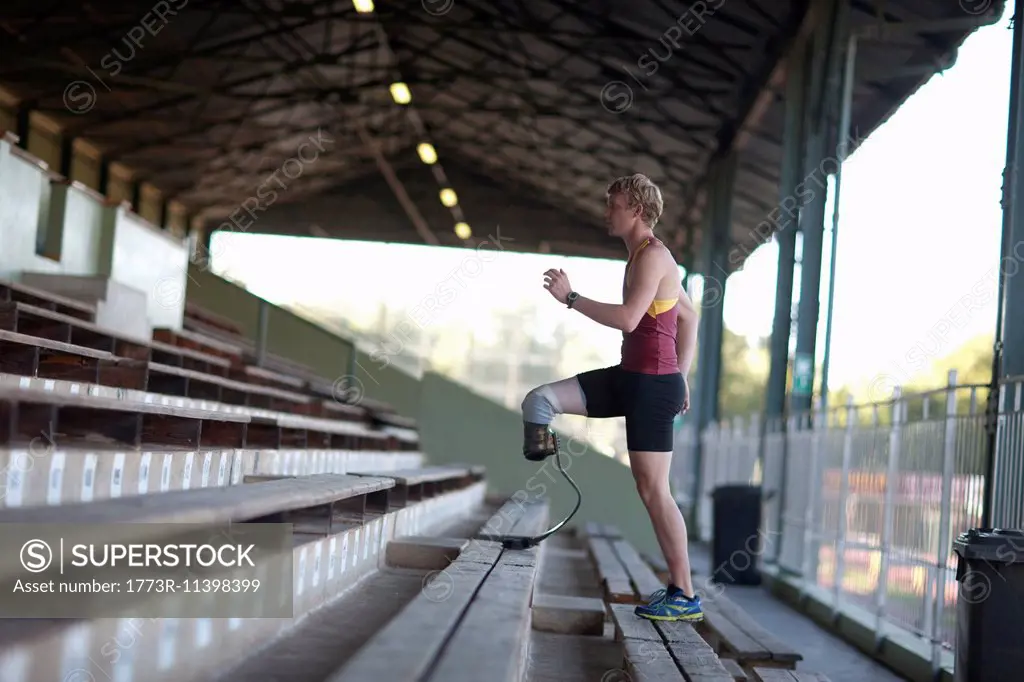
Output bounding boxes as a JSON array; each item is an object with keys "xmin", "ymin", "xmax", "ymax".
[{"xmin": 634, "ymin": 587, "xmax": 704, "ymax": 622}]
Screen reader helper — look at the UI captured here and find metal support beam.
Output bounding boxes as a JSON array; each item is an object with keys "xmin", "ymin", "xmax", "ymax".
[
  {"xmin": 820, "ymin": 32, "xmax": 858, "ymax": 410},
  {"xmin": 764, "ymin": 33, "xmax": 810, "ymax": 435},
  {"xmin": 791, "ymin": 0, "xmax": 850, "ymax": 416},
  {"xmin": 988, "ymin": 0, "xmax": 1024, "ymax": 529},
  {"xmin": 690, "ymin": 151, "xmax": 737, "ymax": 521}
]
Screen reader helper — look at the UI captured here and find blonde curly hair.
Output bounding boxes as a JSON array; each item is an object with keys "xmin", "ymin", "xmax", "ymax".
[{"xmin": 606, "ymin": 173, "xmax": 664, "ymax": 227}]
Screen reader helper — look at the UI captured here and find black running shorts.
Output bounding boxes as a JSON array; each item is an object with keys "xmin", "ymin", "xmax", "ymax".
[{"xmin": 575, "ymin": 365, "xmax": 685, "ymax": 452}]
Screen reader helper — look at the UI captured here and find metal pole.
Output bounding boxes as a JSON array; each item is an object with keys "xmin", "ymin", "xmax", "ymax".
[
  {"xmin": 820, "ymin": 34, "xmax": 857, "ymax": 410},
  {"xmin": 984, "ymin": 0, "xmax": 1022, "ymax": 528}
]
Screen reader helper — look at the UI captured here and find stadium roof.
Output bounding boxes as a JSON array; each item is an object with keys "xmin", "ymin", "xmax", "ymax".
[{"xmin": 0, "ymin": 0, "xmax": 1005, "ymax": 270}]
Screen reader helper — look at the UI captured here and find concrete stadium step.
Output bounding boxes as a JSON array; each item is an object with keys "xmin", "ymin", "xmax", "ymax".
[{"xmin": 0, "ymin": 468, "xmax": 488, "ymax": 682}]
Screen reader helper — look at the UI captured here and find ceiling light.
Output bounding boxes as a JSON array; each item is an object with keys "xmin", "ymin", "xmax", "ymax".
[
  {"xmin": 352, "ymin": 0, "xmax": 374, "ymax": 12},
  {"xmin": 390, "ymin": 82, "xmax": 411, "ymax": 104},
  {"xmin": 440, "ymin": 188, "xmax": 458, "ymax": 207},
  {"xmin": 417, "ymin": 143, "xmax": 437, "ymax": 164},
  {"xmin": 454, "ymin": 222, "xmax": 472, "ymax": 239}
]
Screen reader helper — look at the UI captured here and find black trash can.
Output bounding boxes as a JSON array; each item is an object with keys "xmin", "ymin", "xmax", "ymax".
[
  {"xmin": 710, "ymin": 484, "xmax": 762, "ymax": 586},
  {"xmin": 953, "ymin": 528, "xmax": 1024, "ymax": 682}
]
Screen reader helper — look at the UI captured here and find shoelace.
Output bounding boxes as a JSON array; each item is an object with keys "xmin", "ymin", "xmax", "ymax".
[{"xmin": 646, "ymin": 588, "xmax": 668, "ymax": 604}]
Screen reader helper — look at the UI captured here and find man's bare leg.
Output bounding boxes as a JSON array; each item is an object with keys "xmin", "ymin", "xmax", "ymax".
[{"xmin": 628, "ymin": 449, "xmax": 694, "ymax": 597}]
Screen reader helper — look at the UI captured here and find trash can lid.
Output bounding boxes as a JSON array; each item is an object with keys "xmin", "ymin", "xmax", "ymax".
[
  {"xmin": 711, "ymin": 484, "xmax": 762, "ymax": 498},
  {"xmin": 952, "ymin": 528, "xmax": 1024, "ymax": 562}
]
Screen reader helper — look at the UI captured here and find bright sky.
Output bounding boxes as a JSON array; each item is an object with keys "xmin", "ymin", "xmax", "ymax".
[{"xmin": 213, "ymin": 12, "xmax": 1014, "ymax": 391}]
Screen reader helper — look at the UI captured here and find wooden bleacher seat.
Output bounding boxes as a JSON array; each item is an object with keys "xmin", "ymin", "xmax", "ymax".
[
  {"xmin": 348, "ymin": 465, "xmax": 474, "ymax": 506},
  {"xmin": 588, "ymin": 526, "xmax": 826, "ymax": 681},
  {"xmin": 0, "ymin": 278, "xmax": 97, "ymax": 323},
  {"xmin": 698, "ymin": 589, "xmax": 804, "ymax": 671},
  {"xmin": 583, "ymin": 523, "xmax": 660, "ymax": 603},
  {"xmin": 0, "ymin": 300, "xmax": 233, "ymax": 375},
  {"xmin": 0, "ymin": 382, "xmax": 250, "ymax": 449},
  {"xmin": 325, "ymin": 495, "xmax": 549, "ymax": 682},
  {"xmin": 610, "ymin": 602, "xmax": 736, "ymax": 681}
]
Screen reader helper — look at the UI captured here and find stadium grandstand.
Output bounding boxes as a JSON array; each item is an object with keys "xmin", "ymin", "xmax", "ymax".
[{"xmin": 0, "ymin": 1, "xmax": 1020, "ymax": 681}]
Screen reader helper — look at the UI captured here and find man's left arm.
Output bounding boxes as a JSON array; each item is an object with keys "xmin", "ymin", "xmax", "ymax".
[{"xmin": 569, "ymin": 250, "xmax": 661, "ymax": 332}]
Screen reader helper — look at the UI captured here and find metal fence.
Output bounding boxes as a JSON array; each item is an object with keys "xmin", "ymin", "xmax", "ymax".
[{"xmin": 672, "ymin": 371, "xmax": 1024, "ymax": 669}]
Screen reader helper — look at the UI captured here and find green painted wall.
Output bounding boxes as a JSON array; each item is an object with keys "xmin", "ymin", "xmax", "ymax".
[{"xmin": 185, "ymin": 271, "xmax": 661, "ymax": 557}]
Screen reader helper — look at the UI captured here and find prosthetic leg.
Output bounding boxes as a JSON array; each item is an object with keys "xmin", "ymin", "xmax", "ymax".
[
  {"xmin": 479, "ymin": 421, "xmax": 582, "ymax": 550},
  {"xmin": 522, "ymin": 422, "xmax": 559, "ymax": 461}
]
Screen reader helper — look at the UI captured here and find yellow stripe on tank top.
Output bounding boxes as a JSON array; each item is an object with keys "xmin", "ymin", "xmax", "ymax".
[{"xmin": 647, "ymin": 299, "xmax": 677, "ymax": 317}]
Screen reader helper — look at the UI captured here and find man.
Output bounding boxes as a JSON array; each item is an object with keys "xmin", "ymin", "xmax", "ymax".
[{"xmin": 521, "ymin": 172, "xmax": 702, "ymax": 622}]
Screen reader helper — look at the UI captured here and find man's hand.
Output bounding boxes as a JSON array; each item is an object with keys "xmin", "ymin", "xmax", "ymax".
[
  {"xmin": 543, "ymin": 268, "xmax": 572, "ymax": 305},
  {"xmin": 680, "ymin": 374, "xmax": 690, "ymax": 414}
]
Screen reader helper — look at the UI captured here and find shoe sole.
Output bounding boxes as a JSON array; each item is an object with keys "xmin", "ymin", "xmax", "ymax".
[{"xmin": 634, "ymin": 612, "xmax": 705, "ymax": 622}]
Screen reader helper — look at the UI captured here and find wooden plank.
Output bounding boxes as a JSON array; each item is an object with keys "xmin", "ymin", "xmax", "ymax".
[
  {"xmin": 751, "ymin": 670, "xmax": 797, "ymax": 682},
  {"xmin": 0, "ymin": 329, "xmax": 115, "ymax": 360},
  {"xmin": 656, "ymin": 620, "xmax": 735, "ymax": 682},
  {"xmin": 149, "ymin": 361, "xmax": 312, "ymax": 405},
  {"xmin": 385, "ymin": 536, "xmax": 468, "ymax": 570},
  {"xmin": 711, "ymin": 595, "xmax": 803, "ymax": 665},
  {"xmin": 0, "ymin": 382, "xmax": 250, "ymax": 422},
  {"xmin": 0, "ymin": 278, "xmax": 96, "ymax": 319},
  {"xmin": 0, "ymin": 473, "xmax": 394, "ymax": 582},
  {"xmin": 612, "ymin": 539, "xmax": 664, "ymax": 600},
  {"xmin": 722, "ymin": 658, "xmax": 749, "ymax": 681},
  {"xmin": 530, "ymin": 593, "xmax": 605, "ymax": 635},
  {"xmin": 350, "ymin": 466, "xmax": 471, "ymax": 485},
  {"xmin": 323, "ymin": 556, "xmax": 494, "ymax": 682},
  {"xmin": 700, "ymin": 598, "xmax": 772, "ymax": 663},
  {"xmin": 587, "ymin": 537, "xmax": 635, "ymax": 602},
  {"xmin": 423, "ymin": 501, "xmax": 549, "ymax": 682},
  {"xmin": 608, "ymin": 602, "xmax": 661, "ymax": 642},
  {"xmin": 623, "ymin": 637, "xmax": 687, "ymax": 681}
]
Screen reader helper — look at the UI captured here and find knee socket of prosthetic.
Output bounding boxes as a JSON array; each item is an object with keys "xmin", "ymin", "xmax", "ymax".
[{"xmin": 521, "ymin": 386, "xmax": 563, "ymax": 461}]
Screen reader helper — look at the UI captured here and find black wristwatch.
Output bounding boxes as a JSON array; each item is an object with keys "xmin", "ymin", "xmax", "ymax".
[{"xmin": 566, "ymin": 291, "xmax": 579, "ymax": 309}]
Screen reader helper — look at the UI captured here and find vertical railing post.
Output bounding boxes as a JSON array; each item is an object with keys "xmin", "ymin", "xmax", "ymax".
[
  {"xmin": 930, "ymin": 370, "xmax": 959, "ymax": 673},
  {"xmin": 832, "ymin": 395, "xmax": 855, "ymax": 616},
  {"xmin": 801, "ymin": 399, "xmax": 826, "ymax": 591},
  {"xmin": 876, "ymin": 386, "xmax": 903, "ymax": 646}
]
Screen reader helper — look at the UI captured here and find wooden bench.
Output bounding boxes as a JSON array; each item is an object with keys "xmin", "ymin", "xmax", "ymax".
[
  {"xmin": 749, "ymin": 670, "xmax": 831, "ymax": 681},
  {"xmin": 153, "ymin": 326, "xmax": 246, "ymax": 362},
  {"xmin": 0, "ymin": 278, "xmax": 96, "ymax": 322},
  {"xmin": 0, "ymin": 329, "xmax": 149, "ymax": 390},
  {"xmin": 584, "ymin": 523, "xmax": 663, "ymax": 603},
  {"xmin": 0, "ymin": 301, "xmax": 233, "ymax": 375},
  {"xmin": 609, "ymin": 602, "xmax": 735, "ymax": 681},
  {"xmin": 326, "ymin": 494, "xmax": 549, "ymax": 682},
  {"xmin": 698, "ymin": 590, "xmax": 803, "ymax": 671},
  {"xmin": 0, "ymin": 382, "xmax": 250, "ymax": 449},
  {"xmin": 0, "ymin": 472, "xmax": 395, "ymax": 583},
  {"xmin": 348, "ymin": 465, "xmax": 474, "ymax": 507}
]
